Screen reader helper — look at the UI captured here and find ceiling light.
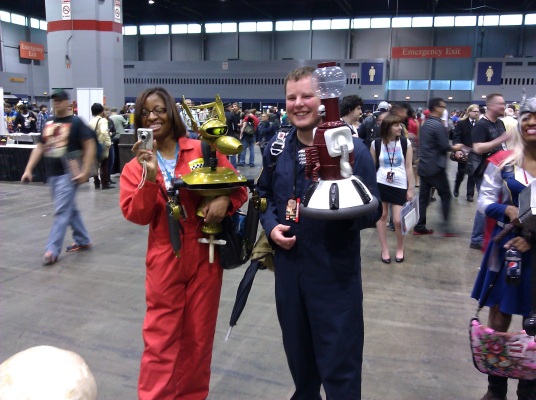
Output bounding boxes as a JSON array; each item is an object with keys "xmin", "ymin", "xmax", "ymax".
[
  {"xmin": 373, "ymin": 94, "xmax": 379, "ymax": 98},
  {"xmin": 448, "ymin": 96, "xmax": 453, "ymax": 100},
  {"xmin": 148, "ymin": 0, "xmax": 154, "ymax": 4},
  {"xmin": 405, "ymin": 96, "xmax": 410, "ymax": 100}
]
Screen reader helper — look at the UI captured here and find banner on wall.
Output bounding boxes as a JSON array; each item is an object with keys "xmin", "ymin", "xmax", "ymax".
[
  {"xmin": 477, "ymin": 62, "xmax": 503, "ymax": 85},
  {"xmin": 391, "ymin": 46, "xmax": 472, "ymax": 58},
  {"xmin": 361, "ymin": 63, "xmax": 383, "ymax": 85},
  {"xmin": 20, "ymin": 42, "xmax": 45, "ymax": 61},
  {"xmin": 114, "ymin": 0, "xmax": 121, "ymax": 23},
  {"xmin": 62, "ymin": 0, "xmax": 71, "ymax": 21}
]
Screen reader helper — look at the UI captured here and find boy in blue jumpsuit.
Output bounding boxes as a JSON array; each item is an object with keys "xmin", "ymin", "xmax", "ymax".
[{"xmin": 257, "ymin": 66, "xmax": 381, "ymax": 399}]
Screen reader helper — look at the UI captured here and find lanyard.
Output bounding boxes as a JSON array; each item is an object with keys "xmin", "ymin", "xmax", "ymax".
[
  {"xmin": 156, "ymin": 143, "xmax": 179, "ymax": 189},
  {"xmin": 384, "ymin": 137, "xmax": 398, "ymax": 171}
]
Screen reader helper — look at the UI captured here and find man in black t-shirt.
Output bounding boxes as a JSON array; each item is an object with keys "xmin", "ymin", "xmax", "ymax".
[
  {"xmin": 21, "ymin": 89, "xmax": 96, "ymax": 266},
  {"xmin": 468, "ymin": 93, "xmax": 509, "ymax": 250}
]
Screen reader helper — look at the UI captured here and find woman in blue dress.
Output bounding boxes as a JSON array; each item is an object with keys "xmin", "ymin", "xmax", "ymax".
[{"xmin": 471, "ymin": 94, "xmax": 536, "ymax": 400}]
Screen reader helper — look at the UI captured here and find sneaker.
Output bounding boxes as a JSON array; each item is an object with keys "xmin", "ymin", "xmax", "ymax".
[
  {"xmin": 413, "ymin": 228, "xmax": 434, "ymax": 235},
  {"xmin": 42, "ymin": 251, "xmax": 58, "ymax": 266},
  {"xmin": 470, "ymin": 242, "xmax": 483, "ymax": 250},
  {"xmin": 66, "ymin": 243, "xmax": 93, "ymax": 252}
]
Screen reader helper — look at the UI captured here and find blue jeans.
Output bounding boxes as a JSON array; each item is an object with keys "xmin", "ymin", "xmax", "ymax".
[
  {"xmin": 46, "ymin": 174, "xmax": 91, "ymax": 257},
  {"xmin": 471, "ymin": 177, "xmax": 484, "ymax": 246},
  {"xmin": 239, "ymin": 135, "xmax": 255, "ymax": 166}
]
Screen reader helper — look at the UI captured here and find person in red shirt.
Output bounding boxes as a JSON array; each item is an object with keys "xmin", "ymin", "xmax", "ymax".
[
  {"xmin": 120, "ymin": 87, "xmax": 247, "ymax": 400},
  {"xmin": 237, "ymin": 109, "xmax": 259, "ymax": 167}
]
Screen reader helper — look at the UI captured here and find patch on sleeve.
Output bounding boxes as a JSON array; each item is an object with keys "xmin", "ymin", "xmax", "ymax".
[{"xmin": 188, "ymin": 157, "xmax": 205, "ymax": 171}]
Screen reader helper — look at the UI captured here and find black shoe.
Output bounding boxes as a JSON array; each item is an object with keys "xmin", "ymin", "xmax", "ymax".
[
  {"xmin": 453, "ymin": 189, "xmax": 459, "ymax": 197},
  {"xmin": 467, "ymin": 195, "xmax": 474, "ymax": 202},
  {"xmin": 430, "ymin": 196, "xmax": 436, "ymax": 202},
  {"xmin": 101, "ymin": 185, "xmax": 116, "ymax": 190},
  {"xmin": 413, "ymin": 228, "xmax": 434, "ymax": 235},
  {"xmin": 470, "ymin": 242, "xmax": 483, "ymax": 250},
  {"xmin": 109, "ymin": 180, "xmax": 117, "ymax": 184},
  {"xmin": 381, "ymin": 254, "xmax": 391, "ymax": 264}
]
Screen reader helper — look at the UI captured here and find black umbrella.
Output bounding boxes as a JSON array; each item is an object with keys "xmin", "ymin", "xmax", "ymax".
[
  {"xmin": 225, "ymin": 231, "xmax": 274, "ymax": 340},
  {"xmin": 225, "ymin": 260, "xmax": 265, "ymax": 341}
]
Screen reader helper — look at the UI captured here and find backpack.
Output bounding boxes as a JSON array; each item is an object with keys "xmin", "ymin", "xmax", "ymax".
[
  {"xmin": 92, "ymin": 117, "xmax": 104, "ymax": 161},
  {"xmin": 243, "ymin": 117, "xmax": 255, "ymax": 135},
  {"xmin": 374, "ymin": 137, "xmax": 408, "ymax": 171}
]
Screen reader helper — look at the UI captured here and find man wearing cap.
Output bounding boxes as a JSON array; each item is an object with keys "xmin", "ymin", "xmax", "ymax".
[
  {"xmin": 21, "ymin": 89, "xmax": 96, "ymax": 266},
  {"xmin": 358, "ymin": 101, "xmax": 389, "ymax": 148}
]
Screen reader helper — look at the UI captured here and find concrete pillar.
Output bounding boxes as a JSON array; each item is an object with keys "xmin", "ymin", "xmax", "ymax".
[{"xmin": 45, "ymin": 0, "xmax": 125, "ymax": 110}]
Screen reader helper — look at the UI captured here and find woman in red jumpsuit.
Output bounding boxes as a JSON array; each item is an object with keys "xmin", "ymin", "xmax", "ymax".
[{"xmin": 120, "ymin": 87, "xmax": 247, "ymax": 400}]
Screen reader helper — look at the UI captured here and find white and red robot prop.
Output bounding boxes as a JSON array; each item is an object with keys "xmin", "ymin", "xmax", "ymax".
[{"xmin": 299, "ymin": 62, "xmax": 379, "ymax": 220}]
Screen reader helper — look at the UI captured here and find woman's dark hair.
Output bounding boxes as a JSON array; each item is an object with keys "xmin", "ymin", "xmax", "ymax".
[
  {"xmin": 379, "ymin": 113, "xmax": 403, "ymax": 144},
  {"xmin": 134, "ymin": 87, "xmax": 186, "ymax": 140}
]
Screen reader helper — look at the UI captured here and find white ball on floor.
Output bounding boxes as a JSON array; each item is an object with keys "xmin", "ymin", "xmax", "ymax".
[{"xmin": 0, "ymin": 345, "xmax": 97, "ymax": 400}]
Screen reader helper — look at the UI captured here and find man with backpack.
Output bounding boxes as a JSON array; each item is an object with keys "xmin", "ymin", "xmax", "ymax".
[
  {"xmin": 21, "ymin": 89, "xmax": 95, "ymax": 266},
  {"xmin": 358, "ymin": 100, "xmax": 389, "ymax": 148},
  {"xmin": 89, "ymin": 103, "xmax": 113, "ymax": 189},
  {"xmin": 238, "ymin": 109, "xmax": 259, "ymax": 167}
]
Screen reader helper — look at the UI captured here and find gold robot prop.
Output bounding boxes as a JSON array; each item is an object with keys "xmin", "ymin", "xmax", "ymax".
[{"xmin": 170, "ymin": 95, "xmax": 250, "ymax": 263}]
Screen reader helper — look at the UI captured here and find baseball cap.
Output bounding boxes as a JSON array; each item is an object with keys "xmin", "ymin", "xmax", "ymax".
[
  {"xmin": 50, "ymin": 89, "xmax": 70, "ymax": 101},
  {"xmin": 377, "ymin": 101, "xmax": 389, "ymax": 111},
  {"xmin": 223, "ymin": 102, "xmax": 232, "ymax": 108}
]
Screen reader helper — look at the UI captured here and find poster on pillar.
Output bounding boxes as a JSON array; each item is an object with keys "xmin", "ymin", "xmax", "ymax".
[
  {"xmin": 477, "ymin": 62, "xmax": 502, "ymax": 85},
  {"xmin": 114, "ymin": 0, "xmax": 122, "ymax": 24},
  {"xmin": 361, "ymin": 63, "xmax": 383, "ymax": 85},
  {"xmin": 62, "ymin": 0, "xmax": 71, "ymax": 21}
]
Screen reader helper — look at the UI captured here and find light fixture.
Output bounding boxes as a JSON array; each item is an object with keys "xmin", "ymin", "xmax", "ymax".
[
  {"xmin": 448, "ymin": 96, "xmax": 453, "ymax": 100},
  {"xmin": 405, "ymin": 96, "xmax": 410, "ymax": 100},
  {"xmin": 373, "ymin": 94, "xmax": 379, "ymax": 98},
  {"xmin": 481, "ymin": 95, "xmax": 486, "ymax": 99},
  {"xmin": 148, "ymin": 0, "xmax": 154, "ymax": 4}
]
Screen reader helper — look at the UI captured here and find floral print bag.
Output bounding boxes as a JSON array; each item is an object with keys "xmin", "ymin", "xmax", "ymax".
[{"xmin": 470, "ymin": 317, "xmax": 536, "ymax": 379}]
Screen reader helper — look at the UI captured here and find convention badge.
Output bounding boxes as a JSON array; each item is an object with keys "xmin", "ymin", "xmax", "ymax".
[
  {"xmin": 285, "ymin": 197, "xmax": 298, "ymax": 221},
  {"xmin": 188, "ymin": 157, "xmax": 205, "ymax": 171},
  {"xmin": 386, "ymin": 171, "xmax": 395, "ymax": 183}
]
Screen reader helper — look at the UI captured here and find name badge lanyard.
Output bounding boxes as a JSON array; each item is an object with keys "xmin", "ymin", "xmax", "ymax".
[
  {"xmin": 156, "ymin": 143, "xmax": 179, "ymax": 190},
  {"xmin": 286, "ymin": 135, "xmax": 301, "ymax": 222},
  {"xmin": 385, "ymin": 137, "xmax": 398, "ymax": 182}
]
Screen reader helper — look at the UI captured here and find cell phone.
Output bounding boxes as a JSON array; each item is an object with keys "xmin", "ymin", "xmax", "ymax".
[{"xmin": 137, "ymin": 128, "xmax": 153, "ymax": 150}]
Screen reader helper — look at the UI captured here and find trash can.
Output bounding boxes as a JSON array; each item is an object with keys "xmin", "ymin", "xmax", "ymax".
[{"xmin": 119, "ymin": 130, "xmax": 136, "ymax": 172}]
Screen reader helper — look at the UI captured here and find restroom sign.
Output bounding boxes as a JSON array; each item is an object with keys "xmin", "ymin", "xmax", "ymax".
[
  {"xmin": 62, "ymin": 0, "xmax": 71, "ymax": 20},
  {"xmin": 114, "ymin": 0, "xmax": 121, "ymax": 23}
]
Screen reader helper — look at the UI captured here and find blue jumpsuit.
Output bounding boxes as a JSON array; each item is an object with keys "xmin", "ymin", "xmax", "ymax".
[{"xmin": 257, "ymin": 128, "xmax": 381, "ymax": 399}]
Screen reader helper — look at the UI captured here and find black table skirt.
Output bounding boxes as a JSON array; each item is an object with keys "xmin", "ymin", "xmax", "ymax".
[{"xmin": 0, "ymin": 146, "xmax": 47, "ymax": 182}]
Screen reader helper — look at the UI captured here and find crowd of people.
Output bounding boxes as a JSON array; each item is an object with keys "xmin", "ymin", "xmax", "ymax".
[{"xmin": 9, "ymin": 67, "xmax": 535, "ymax": 399}]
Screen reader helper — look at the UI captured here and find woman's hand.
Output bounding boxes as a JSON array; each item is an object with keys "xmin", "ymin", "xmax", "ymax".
[
  {"xmin": 407, "ymin": 188, "xmax": 414, "ymax": 201},
  {"xmin": 132, "ymin": 139, "xmax": 158, "ymax": 182},
  {"xmin": 202, "ymin": 196, "xmax": 231, "ymax": 224},
  {"xmin": 504, "ymin": 236, "xmax": 531, "ymax": 253},
  {"xmin": 504, "ymin": 205, "xmax": 519, "ymax": 222},
  {"xmin": 270, "ymin": 224, "xmax": 296, "ymax": 250}
]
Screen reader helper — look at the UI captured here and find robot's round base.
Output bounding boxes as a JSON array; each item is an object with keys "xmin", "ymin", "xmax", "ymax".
[
  {"xmin": 300, "ymin": 176, "xmax": 379, "ymax": 220},
  {"xmin": 181, "ymin": 167, "xmax": 248, "ymax": 196}
]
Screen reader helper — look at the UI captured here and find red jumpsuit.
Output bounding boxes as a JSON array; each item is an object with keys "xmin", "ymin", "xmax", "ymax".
[{"xmin": 120, "ymin": 137, "xmax": 247, "ymax": 400}]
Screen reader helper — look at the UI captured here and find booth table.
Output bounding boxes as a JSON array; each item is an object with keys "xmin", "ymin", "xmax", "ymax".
[{"xmin": 0, "ymin": 144, "xmax": 46, "ymax": 182}]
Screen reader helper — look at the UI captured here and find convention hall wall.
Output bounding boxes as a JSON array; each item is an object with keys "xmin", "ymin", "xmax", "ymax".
[{"xmin": 1, "ymin": 20, "xmax": 535, "ymax": 109}]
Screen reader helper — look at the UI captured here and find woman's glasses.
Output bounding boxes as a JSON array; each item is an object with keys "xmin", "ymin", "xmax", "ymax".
[{"xmin": 141, "ymin": 107, "xmax": 167, "ymax": 118}]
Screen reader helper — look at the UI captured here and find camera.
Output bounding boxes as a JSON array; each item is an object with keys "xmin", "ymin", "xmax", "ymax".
[
  {"xmin": 137, "ymin": 128, "xmax": 153, "ymax": 150},
  {"xmin": 524, "ymin": 312, "xmax": 536, "ymax": 336}
]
